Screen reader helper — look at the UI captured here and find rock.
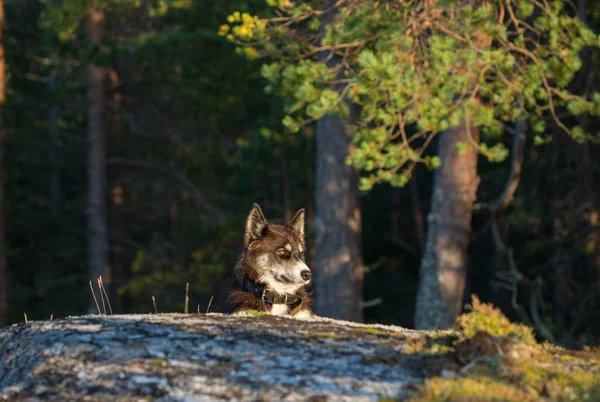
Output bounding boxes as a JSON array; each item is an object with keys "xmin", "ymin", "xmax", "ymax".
[
  {"xmin": 0, "ymin": 313, "xmax": 439, "ymax": 401},
  {"xmin": 371, "ymin": 344, "xmax": 401, "ymax": 364}
]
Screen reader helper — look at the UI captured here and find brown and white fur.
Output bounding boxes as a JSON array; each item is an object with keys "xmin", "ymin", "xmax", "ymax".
[{"xmin": 227, "ymin": 203, "xmax": 312, "ymax": 317}]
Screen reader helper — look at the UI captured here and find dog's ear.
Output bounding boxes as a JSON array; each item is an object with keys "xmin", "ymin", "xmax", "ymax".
[
  {"xmin": 245, "ymin": 203, "xmax": 268, "ymax": 246},
  {"xmin": 290, "ymin": 208, "xmax": 305, "ymax": 244}
]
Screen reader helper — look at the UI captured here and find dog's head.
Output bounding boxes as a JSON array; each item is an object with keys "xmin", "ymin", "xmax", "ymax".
[{"xmin": 241, "ymin": 203, "xmax": 311, "ymax": 294}]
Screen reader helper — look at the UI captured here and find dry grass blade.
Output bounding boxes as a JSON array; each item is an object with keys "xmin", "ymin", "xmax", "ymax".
[
  {"xmin": 89, "ymin": 280, "xmax": 102, "ymax": 315},
  {"xmin": 152, "ymin": 295, "xmax": 158, "ymax": 314},
  {"xmin": 185, "ymin": 282, "xmax": 189, "ymax": 314},
  {"xmin": 197, "ymin": 304, "xmax": 200, "ymax": 315},
  {"xmin": 50, "ymin": 314, "xmax": 53, "ymax": 320},
  {"xmin": 97, "ymin": 278, "xmax": 107, "ymax": 315},
  {"xmin": 206, "ymin": 296, "xmax": 213, "ymax": 313},
  {"xmin": 24, "ymin": 313, "xmax": 28, "ymax": 324},
  {"xmin": 98, "ymin": 276, "xmax": 113, "ymax": 315}
]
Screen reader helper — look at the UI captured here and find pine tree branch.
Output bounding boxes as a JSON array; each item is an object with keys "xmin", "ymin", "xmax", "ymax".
[
  {"xmin": 473, "ymin": 119, "xmax": 527, "ymax": 239},
  {"xmin": 492, "ymin": 119, "xmax": 527, "ymax": 213}
]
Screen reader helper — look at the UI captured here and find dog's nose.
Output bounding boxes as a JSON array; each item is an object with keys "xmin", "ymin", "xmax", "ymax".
[{"xmin": 301, "ymin": 270, "xmax": 312, "ymax": 281}]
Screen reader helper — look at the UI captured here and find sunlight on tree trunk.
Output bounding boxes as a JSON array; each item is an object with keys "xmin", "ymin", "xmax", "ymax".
[
  {"xmin": 315, "ymin": 112, "xmax": 363, "ymax": 322},
  {"xmin": 415, "ymin": 122, "xmax": 480, "ymax": 329},
  {"xmin": 87, "ymin": 8, "xmax": 109, "ymax": 312},
  {"xmin": 314, "ymin": 0, "xmax": 363, "ymax": 322}
]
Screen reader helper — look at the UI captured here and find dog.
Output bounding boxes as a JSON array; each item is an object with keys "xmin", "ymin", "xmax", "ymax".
[{"xmin": 227, "ymin": 203, "xmax": 312, "ymax": 318}]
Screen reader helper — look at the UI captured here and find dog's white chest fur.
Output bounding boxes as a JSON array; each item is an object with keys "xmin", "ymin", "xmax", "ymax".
[
  {"xmin": 270, "ymin": 304, "xmax": 289, "ymax": 316},
  {"xmin": 268, "ymin": 304, "xmax": 311, "ymax": 318}
]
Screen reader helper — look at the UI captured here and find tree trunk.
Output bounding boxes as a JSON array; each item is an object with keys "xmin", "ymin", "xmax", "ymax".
[
  {"xmin": 168, "ymin": 154, "xmax": 184, "ymax": 275},
  {"xmin": 305, "ymin": 132, "xmax": 316, "ymax": 268},
  {"xmin": 0, "ymin": 0, "xmax": 7, "ymax": 328},
  {"xmin": 409, "ymin": 176, "xmax": 425, "ymax": 251},
  {"xmin": 576, "ymin": 0, "xmax": 600, "ymax": 303},
  {"xmin": 415, "ymin": 121, "xmax": 480, "ymax": 329},
  {"xmin": 87, "ymin": 8, "xmax": 109, "ymax": 312},
  {"xmin": 550, "ymin": 135, "xmax": 568, "ymax": 337},
  {"xmin": 582, "ymin": 140, "xmax": 600, "ymax": 300},
  {"xmin": 314, "ymin": 109, "xmax": 363, "ymax": 321},
  {"xmin": 314, "ymin": 2, "xmax": 364, "ymax": 322},
  {"xmin": 48, "ymin": 56, "xmax": 62, "ymax": 215},
  {"xmin": 107, "ymin": 68, "xmax": 124, "ymax": 313},
  {"xmin": 581, "ymin": 121, "xmax": 600, "ymax": 307},
  {"xmin": 281, "ymin": 147, "xmax": 291, "ymax": 222}
]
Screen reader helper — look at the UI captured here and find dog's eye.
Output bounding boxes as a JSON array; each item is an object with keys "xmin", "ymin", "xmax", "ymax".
[{"xmin": 276, "ymin": 248, "xmax": 290, "ymax": 258}]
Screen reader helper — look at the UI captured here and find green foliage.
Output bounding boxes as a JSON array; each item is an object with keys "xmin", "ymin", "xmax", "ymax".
[{"xmin": 223, "ymin": 0, "xmax": 600, "ymax": 187}]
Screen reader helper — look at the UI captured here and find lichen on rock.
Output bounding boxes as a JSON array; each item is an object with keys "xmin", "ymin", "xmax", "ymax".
[
  {"xmin": 2, "ymin": 304, "xmax": 598, "ymax": 401},
  {"xmin": 0, "ymin": 313, "xmax": 432, "ymax": 401}
]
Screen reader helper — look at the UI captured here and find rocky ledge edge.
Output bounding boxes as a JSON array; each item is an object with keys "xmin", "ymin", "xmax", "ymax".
[{"xmin": 0, "ymin": 313, "xmax": 449, "ymax": 402}]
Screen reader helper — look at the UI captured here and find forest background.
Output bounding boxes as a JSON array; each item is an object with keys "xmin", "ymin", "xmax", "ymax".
[{"xmin": 0, "ymin": 0, "xmax": 599, "ymax": 349}]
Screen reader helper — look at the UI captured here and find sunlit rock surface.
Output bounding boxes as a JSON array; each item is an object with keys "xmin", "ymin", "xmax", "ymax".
[{"xmin": 0, "ymin": 313, "xmax": 437, "ymax": 401}]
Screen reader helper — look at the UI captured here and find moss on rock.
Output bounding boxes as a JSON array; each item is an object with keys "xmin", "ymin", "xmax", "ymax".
[
  {"xmin": 408, "ymin": 297, "xmax": 600, "ymax": 402},
  {"xmin": 456, "ymin": 296, "xmax": 535, "ymax": 345}
]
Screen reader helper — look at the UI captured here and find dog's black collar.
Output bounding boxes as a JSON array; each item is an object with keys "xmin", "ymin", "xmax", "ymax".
[{"xmin": 243, "ymin": 279, "xmax": 303, "ymax": 306}]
